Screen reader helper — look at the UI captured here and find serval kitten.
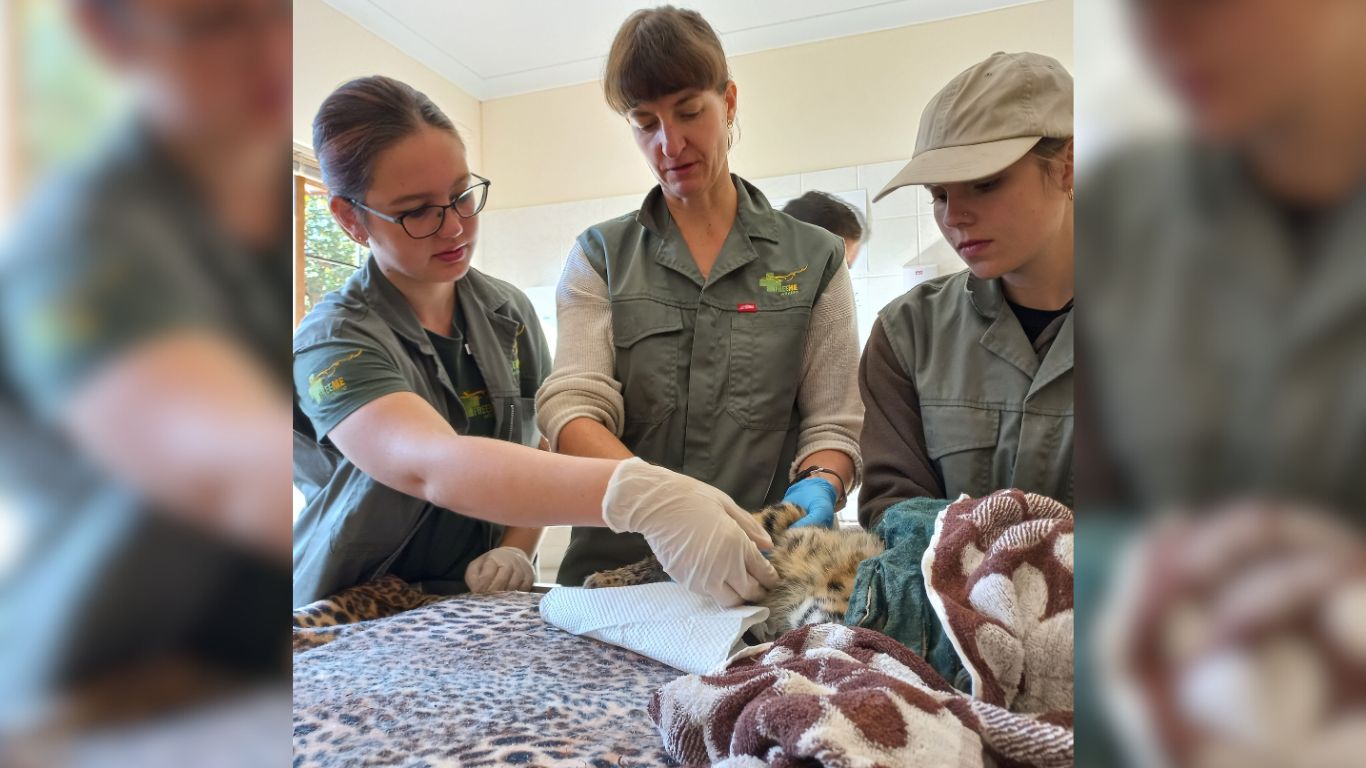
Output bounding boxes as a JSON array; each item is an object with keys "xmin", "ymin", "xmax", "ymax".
[{"xmin": 583, "ymin": 502, "xmax": 884, "ymax": 641}]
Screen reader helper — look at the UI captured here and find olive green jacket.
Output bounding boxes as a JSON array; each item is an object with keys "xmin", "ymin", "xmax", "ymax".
[
  {"xmin": 859, "ymin": 271, "xmax": 1074, "ymax": 527},
  {"xmin": 292, "ymin": 258, "xmax": 549, "ymax": 606},
  {"xmin": 1079, "ymin": 142, "xmax": 1366, "ymax": 512}
]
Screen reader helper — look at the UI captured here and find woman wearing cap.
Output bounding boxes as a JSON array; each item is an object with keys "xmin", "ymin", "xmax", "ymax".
[
  {"xmin": 292, "ymin": 76, "xmax": 778, "ymax": 608},
  {"xmin": 536, "ymin": 6, "xmax": 864, "ymax": 586},
  {"xmin": 858, "ymin": 51, "xmax": 1075, "ymax": 528}
]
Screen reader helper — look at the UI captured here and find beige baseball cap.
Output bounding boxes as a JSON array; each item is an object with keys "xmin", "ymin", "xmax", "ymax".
[{"xmin": 873, "ymin": 51, "xmax": 1073, "ymax": 202}]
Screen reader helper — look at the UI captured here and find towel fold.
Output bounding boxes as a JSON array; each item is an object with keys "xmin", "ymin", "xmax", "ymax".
[{"xmin": 539, "ymin": 582, "xmax": 770, "ymax": 675}]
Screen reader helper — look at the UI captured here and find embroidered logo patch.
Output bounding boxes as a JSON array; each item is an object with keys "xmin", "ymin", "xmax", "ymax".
[
  {"xmin": 308, "ymin": 349, "xmax": 363, "ymax": 404},
  {"xmin": 759, "ymin": 265, "xmax": 808, "ymax": 294},
  {"xmin": 511, "ymin": 324, "xmax": 526, "ymax": 377},
  {"xmin": 458, "ymin": 389, "xmax": 495, "ymax": 419}
]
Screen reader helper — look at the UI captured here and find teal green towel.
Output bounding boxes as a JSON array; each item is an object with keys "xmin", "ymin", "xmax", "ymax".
[{"xmin": 844, "ymin": 497, "xmax": 968, "ymax": 690}]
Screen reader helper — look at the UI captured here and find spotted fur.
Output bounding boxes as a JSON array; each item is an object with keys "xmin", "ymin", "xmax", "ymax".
[
  {"xmin": 585, "ymin": 502, "xmax": 884, "ymax": 640},
  {"xmin": 292, "ymin": 575, "xmax": 447, "ymax": 653},
  {"xmin": 294, "ymin": 589, "xmax": 681, "ymax": 766}
]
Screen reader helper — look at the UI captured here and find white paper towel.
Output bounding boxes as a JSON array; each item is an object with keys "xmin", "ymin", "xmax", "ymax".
[{"xmin": 538, "ymin": 582, "xmax": 770, "ymax": 675}]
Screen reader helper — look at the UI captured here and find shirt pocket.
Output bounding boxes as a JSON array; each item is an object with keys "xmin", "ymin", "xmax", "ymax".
[
  {"xmin": 727, "ymin": 311, "xmax": 809, "ymax": 430},
  {"xmin": 612, "ymin": 300, "xmax": 683, "ymax": 425},
  {"xmin": 496, "ymin": 396, "xmax": 539, "ymax": 446},
  {"xmin": 922, "ymin": 404, "xmax": 1001, "ymax": 497}
]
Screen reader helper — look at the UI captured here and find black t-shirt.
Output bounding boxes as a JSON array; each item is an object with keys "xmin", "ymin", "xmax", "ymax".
[
  {"xmin": 423, "ymin": 301, "xmax": 497, "ymax": 439},
  {"xmin": 1008, "ymin": 299, "xmax": 1073, "ymax": 345}
]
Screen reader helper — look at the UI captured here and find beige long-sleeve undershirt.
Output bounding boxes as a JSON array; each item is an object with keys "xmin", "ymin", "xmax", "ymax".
[{"xmin": 535, "ymin": 240, "xmax": 864, "ymax": 483}]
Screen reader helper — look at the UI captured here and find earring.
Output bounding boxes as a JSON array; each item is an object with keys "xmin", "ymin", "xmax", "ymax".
[{"xmin": 1068, "ymin": 188, "xmax": 1075, "ymax": 201}]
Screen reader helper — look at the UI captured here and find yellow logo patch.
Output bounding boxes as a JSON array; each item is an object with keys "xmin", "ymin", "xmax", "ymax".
[
  {"xmin": 511, "ymin": 324, "xmax": 526, "ymax": 377},
  {"xmin": 759, "ymin": 265, "xmax": 808, "ymax": 294},
  {"xmin": 458, "ymin": 389, "xmax": 495, "ymax": 419},
  {"xmin": 308, "ymin": 349, "xmax": 363, "ymax": 404}
]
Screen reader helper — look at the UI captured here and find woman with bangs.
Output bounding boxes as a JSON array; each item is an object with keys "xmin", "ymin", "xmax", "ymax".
[{"xmin": 537, "ymin": 6, "xmax": 864, "ymax": 586}]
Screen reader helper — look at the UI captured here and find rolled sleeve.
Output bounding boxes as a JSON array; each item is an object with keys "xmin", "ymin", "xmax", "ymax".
[
  {"xmin": 534, "ymin": 241, "xmax": 625, "ymax": 450},
  {"xmin": 293, "ymin": 339, "xmax": 412, "ymax": 441},
  {"xmin": 789, "ymin": 262, "xmax": 864, "ymax": 483}
]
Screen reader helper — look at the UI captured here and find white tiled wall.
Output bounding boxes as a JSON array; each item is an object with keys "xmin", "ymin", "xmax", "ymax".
[
  {"xmin": 478, "ymin": 161, "xmax": 963, "ymax": 354},
  {"xmin": 477, "ymin": 163, "xmax": 965, "ymax": 583}
]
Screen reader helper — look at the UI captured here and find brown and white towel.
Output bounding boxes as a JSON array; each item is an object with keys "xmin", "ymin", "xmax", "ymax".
[
  {"xmin": 650, "ymin": 622, "xmax": 1072, "ymax": 767},
  {"xmin": 922, "ymin": 489, "xmax": 1074, "ymax": 713},
  {"xmin": 650, "ymin": 489, "xmax": 1076, "ymax": 767}
]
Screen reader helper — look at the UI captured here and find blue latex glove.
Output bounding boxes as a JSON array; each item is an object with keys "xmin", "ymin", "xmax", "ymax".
[{"xmin": 783, "ymin": 477, "xmax": 839, "ymax": 529}]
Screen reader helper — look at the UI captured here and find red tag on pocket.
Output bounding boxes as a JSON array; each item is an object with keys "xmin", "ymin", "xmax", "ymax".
[{"xmin": 737, "ymin": 303, "xmax": 758, "ymax": 313}]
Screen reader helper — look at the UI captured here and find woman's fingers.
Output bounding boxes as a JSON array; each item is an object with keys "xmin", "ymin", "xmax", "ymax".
[
  {"xmin": 487, "ymin": 562, "xmax": 514, "ymax": 592},
  {"xmin": 707, "ymin": 581, "xmax": 745, "ymax": 609},
  {"xmin": 739, "ymin": 539, "xmax": 780, "ymax": 594},
  {"xmin": 722, "ymin": 498, "xmax": 774, "ymax": 551}
]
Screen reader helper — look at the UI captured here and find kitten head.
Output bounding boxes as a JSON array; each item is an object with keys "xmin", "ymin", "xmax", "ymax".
[{"xmin": 767, "ymin": 528, "xmax": 883, "ymax": 632}]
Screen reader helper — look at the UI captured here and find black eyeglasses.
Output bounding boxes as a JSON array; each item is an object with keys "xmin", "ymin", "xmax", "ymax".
[{"xmin": 349, "ymin": 174, "xmax": 492, "ymax": 239}]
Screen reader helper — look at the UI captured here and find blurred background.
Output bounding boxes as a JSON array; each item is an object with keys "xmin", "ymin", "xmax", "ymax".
[
  {"xmin": 1074, "ymin": 0, "xmax": 1366, "ymax": 766},
  {"xmin": 2, "ymin": 0, "xmax": 291, "ymax": 764},
  {"xmin": 0, "ymin": 1, "xmax": 129, "ymax": 215}
]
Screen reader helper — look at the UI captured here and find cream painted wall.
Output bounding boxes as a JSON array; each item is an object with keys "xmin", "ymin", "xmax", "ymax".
[
  {"xmin": 293, "ymin": 0, "xmax": 483, "ymax": 172},
  {"xmin": 481, "ymin": 0, "xmax": 1071, "ymax": 210}
]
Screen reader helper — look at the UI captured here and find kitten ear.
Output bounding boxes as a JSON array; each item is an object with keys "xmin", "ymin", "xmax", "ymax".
[{"xmin": 758, "ymin": 503, "xmax": 807, "ymax": 535}]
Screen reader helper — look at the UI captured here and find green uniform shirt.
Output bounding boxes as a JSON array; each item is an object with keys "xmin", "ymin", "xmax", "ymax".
[
  {"xmin": 294, "ymin": 300, "xmax": 497, "ymax": 440},
  {"xmin": 0, "ymin": 121, "xmax": 290, "ymax": 700},
  {"xmin": 292, "ymin": 257, "xmax": 550, "ymax": 604},
  {"xmin": 553, "ymin": 175, "xmax": 849, "ymax": 585},
  {"xmin": 858, "ymin": 271, "xmax": 1074, "ymax": 528},
  {"xmin": 294, "ymin": 290, "xmax": 510, "ymax": 594}
]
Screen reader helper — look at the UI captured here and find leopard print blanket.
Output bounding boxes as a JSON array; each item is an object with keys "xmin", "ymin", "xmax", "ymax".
[{"xmin": 293, "ymin": 576, "xmax": 680, "ymax": 766}]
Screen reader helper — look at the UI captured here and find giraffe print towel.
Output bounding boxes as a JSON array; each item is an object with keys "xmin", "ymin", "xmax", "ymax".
[{"xmin": 649, "ymin": 490, "xmax": 1074, "ymax": 767}]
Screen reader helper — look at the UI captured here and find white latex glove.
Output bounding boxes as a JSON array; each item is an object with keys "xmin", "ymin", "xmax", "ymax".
[
  {"xmin": 464, "ymin": 546, "xmax": 536, "ymax": 593},
  {"xmin": 600, "ymin": 458, "xmax": 779, "ymax": 607}
]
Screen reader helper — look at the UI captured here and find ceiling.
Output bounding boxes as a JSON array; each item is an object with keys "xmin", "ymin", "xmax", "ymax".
[{"xmin": 323, "ymin": 0, "xmax": 1042, "ymax": 100}]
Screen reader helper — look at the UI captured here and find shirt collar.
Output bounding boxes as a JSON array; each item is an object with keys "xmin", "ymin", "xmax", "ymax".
[
  {"xmin": 965, "ymin": 273, "xmax": 1005, "ymax": 319},
  {"xmin": 635, "ymin": 173, "xmax": 781, "ymax": 243},
  {"xmin": 359, "ymin": 255, "xmax": 510, "ymax": 347}
]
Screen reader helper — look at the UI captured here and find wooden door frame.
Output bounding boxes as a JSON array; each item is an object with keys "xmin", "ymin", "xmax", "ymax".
[{"xmin": 293, "ymin": 174, "xmax": 308, "ymax": 327}]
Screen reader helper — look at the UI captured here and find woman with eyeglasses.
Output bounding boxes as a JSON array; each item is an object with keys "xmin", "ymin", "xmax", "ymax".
[{"xmin": 292, "ymin": 76, "xmax": 779, "ymax": 607}]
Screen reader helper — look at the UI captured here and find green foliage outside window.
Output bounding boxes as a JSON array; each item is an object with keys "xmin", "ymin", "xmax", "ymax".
[{"xmin": 302, "ymin": 191, "xmax": 363, "ymax": 315}]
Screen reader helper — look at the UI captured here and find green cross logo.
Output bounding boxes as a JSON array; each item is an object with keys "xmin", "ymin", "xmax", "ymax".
[{"xmin": 759, "ymin": 265, "xmax": 808, "ymax": 294}]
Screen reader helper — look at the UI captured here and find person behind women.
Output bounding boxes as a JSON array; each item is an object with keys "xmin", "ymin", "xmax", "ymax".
[
  {"xmin": 293, "ymin": 76, "xmax": 778, "ymax": 608},
  {"xmin": 781, "ymin": 190, "xmax": 868, "ymax": 268},
  {"xmin": 858, "ymin": 51, "xmax": 1074, "ymax": 528},
  {"xmin": 0, "ymin": 0, "xmax": 292, "ymax": 730},
  {"xmin": 536, "ymin": 6, "xmax": 864, "ymax": 586}
]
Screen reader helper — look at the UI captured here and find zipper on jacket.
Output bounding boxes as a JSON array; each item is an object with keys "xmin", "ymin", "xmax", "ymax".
[{"xmin": 505, "ymin": 401, "xmax": 516, "ymax": 442}]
